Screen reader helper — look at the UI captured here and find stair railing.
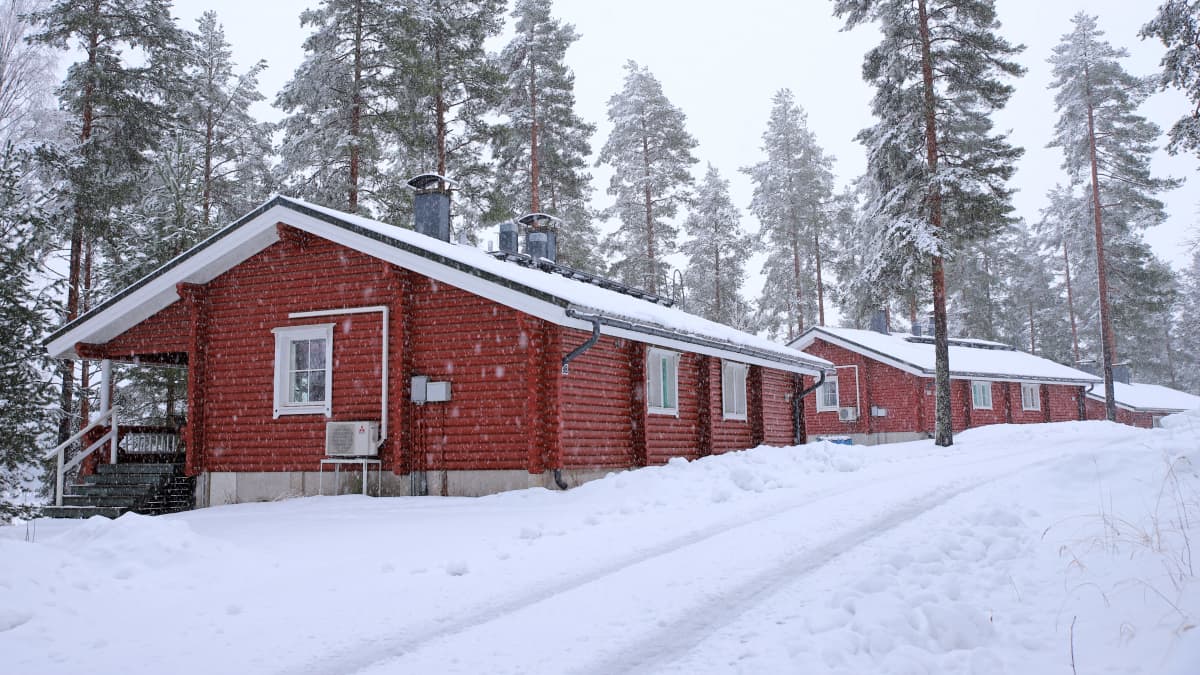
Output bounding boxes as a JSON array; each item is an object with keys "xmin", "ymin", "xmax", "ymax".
[{"xmin": 44, "ymin": 407, "xmax": 119, "ymax": 507}]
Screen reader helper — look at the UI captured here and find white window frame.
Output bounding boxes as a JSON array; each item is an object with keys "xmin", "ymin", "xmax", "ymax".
[
  {"xmin": 1020, "ymin": 383, "xmax": 1041, "ymax": 411},
  {"xmin": 646, "ymin": 348, "xmax": 680, "ymax": 416},
  {"xmin": 272, "ymin": 323, "xmax": 335, "ymax": 418},
  {"xmin": 721, "ymin": 361, "xmax": 748, "ymax": 420},
  {"xmin": 816, "ymin": 375, "xmax": 840, "ymax": 412},
  {"xmin": 971, "ymin": 380, "xmax": 993, "ymax": 410}
]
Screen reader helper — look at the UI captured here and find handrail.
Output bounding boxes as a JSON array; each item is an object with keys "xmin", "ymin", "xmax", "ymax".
[
  {"xmin": 47, "ymin": 407, "xmax": 118, "ymax": 507},
  {"xmin": 43, "ymin": 407, "xmax": 115, "ymax": 460}
]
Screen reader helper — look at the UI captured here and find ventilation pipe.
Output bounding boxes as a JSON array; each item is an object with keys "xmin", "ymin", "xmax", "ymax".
[
  {"xmin": 519, "ymin": 212, "xmax": 559, "ymax": 262},
  {"xmin": 407, "ymin": 173, "xmax": 455, "ymax": 241}
]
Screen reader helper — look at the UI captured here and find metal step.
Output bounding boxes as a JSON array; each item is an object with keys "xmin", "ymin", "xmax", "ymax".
[
  {"xmin": 70, "ymin": 484, "xmax": 158, "ymax": 498},
  {"xmin": 84, "ymin": 472, "xmax": 170, "ymax": 486},
  {"xmin": 95, "ymin": 463, "xmax": 181, "ymax": 475},
  {"xmin": 63, "ymin": 494, "xmax": 141, "ymax": 508},
  {"xmin": 40, "ymin": 505, "xmax": 128, "ymax": 519}
]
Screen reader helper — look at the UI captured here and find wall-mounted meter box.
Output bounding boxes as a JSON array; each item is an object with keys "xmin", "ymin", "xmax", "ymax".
[
  {"xmin": 411, "ymin": 375, "xmax": 429, "ymax": 403},
  {"xmin": 426, "ymin": 381, "xmax": 452, "ymax": 402},
  {"xmin": 411, "ymin": 376, "xmax": 451, "ymax": 403}
]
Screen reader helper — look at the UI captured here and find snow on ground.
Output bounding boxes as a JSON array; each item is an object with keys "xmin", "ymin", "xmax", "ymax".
[{"xmin": 3, "ymin": 417, "xmax": 1199, "ymax": 674}]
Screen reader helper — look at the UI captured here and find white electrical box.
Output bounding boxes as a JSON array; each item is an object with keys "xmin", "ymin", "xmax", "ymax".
[{"xmin": 426, "ymin": 381, "xmax": 452, "ymax": 402}]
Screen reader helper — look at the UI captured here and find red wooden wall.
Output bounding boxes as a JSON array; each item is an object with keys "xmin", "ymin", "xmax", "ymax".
[{"xmin": 85, "ymin": 228, "xmax": 806, "ymax": 481}]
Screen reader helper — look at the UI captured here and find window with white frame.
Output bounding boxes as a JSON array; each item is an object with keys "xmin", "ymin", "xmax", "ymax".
[
  {"xmin": 646, "ymin": 348, "xmax": 679, "ymax": 415},
  {"xmin": 273, "ymin": 324, "xmax": 334, "ymax": 417},
  {"xmin": 971, "ymin": 380, "xmax": 993, "ymax": 410},
  {"xmin": 817, "ymin": 374, "xmax": 840, "ymax": 412},
  {"xmin": 722, "ymin": 361, "xmax": 748, "ymax": 420},
  {"xmin": 1020, "ymin": 383, "xmax": 1041, "ymax": 411}
]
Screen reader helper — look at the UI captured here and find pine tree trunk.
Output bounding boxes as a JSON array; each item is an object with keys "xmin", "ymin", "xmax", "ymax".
[
  {"xmin": 528, "ymin": 37, "xmax": 540, "ymax": 213},
  {"xmin": 59, "ymin": 18, "xmax": 100, "ymax": 444},
  {"xmin": 1062, "ymin": 235, "xmax": 1080, "ymax": 362},
  {"xmin": 790, "ymin": 229, "xmax": 803, "ymax": 335},
  {"xmin": 641, "ymin": 132, "xmax": 657, "ymax": 295},
  {"xmin": 714, "ymin": 241, "xmax": 722, "ymax": 320},
  {"xmin": 1084, "ymin": 60, "xmax": 1118, "ymax": 422},
  {"xmin": 435, "ymin": 42, "xmax": 447, "ymax": 178},
  {"xmin": 1028, "ymin": 302, "xmax": 1035, "ymax": 353},
  {"xmin": 917, "ymin": 0, "xmax": 953, "ymax": 447},
  {"xmin": 348, "ymin": 0, "xmax": 363, "ymax": 212},
  {"xmin": 814, "ymin": 223, "xmax": 825, "ymax": 326}
]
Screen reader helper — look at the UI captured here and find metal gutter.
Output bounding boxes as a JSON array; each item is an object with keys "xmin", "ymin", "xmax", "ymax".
[{"xmin": 566, "ymin": 307, "xmax": 828, "ymax": 375}]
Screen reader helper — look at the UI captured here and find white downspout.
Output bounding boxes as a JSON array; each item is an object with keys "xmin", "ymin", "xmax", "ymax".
[{"xmin": 289, "ymin": 306, "xmax": 390, "ymax": 446}]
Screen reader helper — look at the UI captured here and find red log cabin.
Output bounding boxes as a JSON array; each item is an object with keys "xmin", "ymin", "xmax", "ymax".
[
  {"xmin": 1083, "ymin": 381, "xmax": 1200, "ymax": 428},
  {"xmin": 788, "ymin": 325, "xmax": 1102, "ymax": 445},
  {"xmin": 44, "ymin": 183, "xmax": 830, "ymax": 514}
]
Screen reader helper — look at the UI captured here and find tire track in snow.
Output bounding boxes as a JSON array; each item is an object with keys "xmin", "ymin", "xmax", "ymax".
[
  {"xmin": 572, "ymin": 453, "xmax": 1072, "ymax": 675},
  {"xmin": 283, "ymin": 448, "xmax": 1059, "ymax": 675}
]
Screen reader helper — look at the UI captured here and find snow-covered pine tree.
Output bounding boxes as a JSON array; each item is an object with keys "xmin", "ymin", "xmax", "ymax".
[
  {"xmin": 0, "ymin": 147, "xmax": 54, "ymax": 521},
  {"xmin": 493, "ymin": 0, "xmax": 600, "ymax": 271},
  {"xmin": 276, "ymin": 0, "xmax": 395, "ymax": 213},
  {"xmin": 1174, "ymin": 247, "xmax": 1200, "ymax": 393},
  {"xmin": 388, "ymin": 0, "xmax": 505, "ymax": 239},
  {"xmin": 681, "ymin": 164, "xmax": 753, "ymax": 326},
  {"xmin": 1048, "ymin": 13, "xmax": 1182, "ymax": 418},
  {"xmin": 743, "ymin": 89, "xmax": 839, "ymax": 340},
  {"xmin": 598, "ymin": 61, "xmax": 697, "ymax": 295},
  {"xmin": 833, "ymin": 0, "xmax": 1024, "ymax": 447},
  {"xmin": 0, "ymin": 0, "xmax": 57, "ymax": 145},
  {"xmin": 1030, "ymin": 184, "xmax": 1091, "ymax": 363},
  {"xmin": 29, "ymin": 0, "xmax": 185, "ymax": 443},
  {"xmin": 1141, "ymin": 2, "xmax": 1200, "ymax": 156}
]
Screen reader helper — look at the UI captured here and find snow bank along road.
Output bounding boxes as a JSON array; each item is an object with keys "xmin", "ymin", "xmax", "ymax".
[{"xmin": 3, "ymin": 417, "xmax": 1199, "ymax": 674}]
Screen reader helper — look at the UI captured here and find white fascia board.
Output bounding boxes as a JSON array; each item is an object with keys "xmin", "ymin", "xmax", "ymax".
[
  {"xmin": 1083, "ymin": 391, "xmax": 1181, "ymax": 414},
  {"xmin": 46, "ymin": 210, "xmax": 284, "ymax": 359},
  {"xmin": 590, "ymin": 323, "xmax": 820, "ymax": 374}
]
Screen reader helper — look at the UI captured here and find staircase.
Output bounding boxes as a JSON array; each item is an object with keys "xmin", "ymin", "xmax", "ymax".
[{"xmin": 41, "ymin": 460, "xmax": 195, "ymax": 519}]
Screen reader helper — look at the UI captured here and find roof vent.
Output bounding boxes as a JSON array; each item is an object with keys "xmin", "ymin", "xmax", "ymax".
[
  {"xmin": 499, "ymin": 221, "xmax": 519, "ymax": 254},
  {"xmin": 1112, "ymin": 362, "xmax": 1132, "ymax": 385},
  {"xmin": 868, "ymin": 309, "xmax": 888, "ymax": 335},
  {"xmin": 519, "ymin": 212, "xmax": 559, "ymax": 262},
  {"xmin": 407, "ymin": 173, "xmax": 455, "ymax": 242}
]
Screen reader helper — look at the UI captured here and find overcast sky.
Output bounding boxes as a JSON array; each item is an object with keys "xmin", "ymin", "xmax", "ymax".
[{"xmin": 173, "ymin": 0, "xmax": 1198, "ymax": 280}]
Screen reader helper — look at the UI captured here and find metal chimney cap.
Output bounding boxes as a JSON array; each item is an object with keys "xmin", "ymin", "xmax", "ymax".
[
  {"xmin": 406, "ymin": 173, "xmax": 458, "ymax": 192},
  {"xmin": 518, "ymin": 212, "xmax": 561, "ymax": 229}
]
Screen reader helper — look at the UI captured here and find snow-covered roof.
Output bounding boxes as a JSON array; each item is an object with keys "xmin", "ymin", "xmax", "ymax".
[
  {"xmin": 46, "ymin": 196, "xmax": 829, "ymax": 375},
  {"xmin": 1087, "ymin": 381, "xmax": 1200, "ymax": 413},
  {"xmin": 789, "ymin": 326, "xmax": 1101, "ymax": 385}
]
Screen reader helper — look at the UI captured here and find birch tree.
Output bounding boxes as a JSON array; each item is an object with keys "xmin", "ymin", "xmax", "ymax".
[{"xmin": 833, "ymin": 0, "xmax": 1024, "ymax": 446}]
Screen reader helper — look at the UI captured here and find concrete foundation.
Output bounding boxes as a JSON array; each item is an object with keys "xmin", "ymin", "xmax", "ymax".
[
  {"xmin": 194, "ymin": 466, "xmax": 620, "ymax": 507},
  {"xmin": 815, "ymin": 431, "xmax": 931, "ymax": 447}
]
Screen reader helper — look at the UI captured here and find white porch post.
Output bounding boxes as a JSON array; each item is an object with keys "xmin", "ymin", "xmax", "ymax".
[
  {"xmin": 99, "ymin": 359, "xmax": 112, "ymax": 415},
  {"xmin": 100, "ymin": 359, "xmax": 118, "ymax": 464}
]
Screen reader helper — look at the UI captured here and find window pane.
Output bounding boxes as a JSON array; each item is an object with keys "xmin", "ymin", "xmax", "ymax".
[
  {"xmin": 661, "ymin": 357, "xmax": 674, "ymax": 408},
  {"xmin": 292, "ymin": 340, "xmax": 308, "ymax": 370},
  {"xmin": 309, "ymin": 339, "xmax": 326, "ymax": 369},
  {"xmin": 309, "ymin": 370, "xmax": 326, "ymax": 402},
  {"xmin": 647, "ymin": 353, "xmax": 662, "ymax": 407},
  {"xmin": 291, "ymin": 372, "xmax": 309, "ymax": 402}
]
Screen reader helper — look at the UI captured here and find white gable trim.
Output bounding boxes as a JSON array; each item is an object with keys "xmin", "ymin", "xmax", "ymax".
[{"xmin": 46, "ymin": 198, "xmax": 828, "ymax": 374}]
